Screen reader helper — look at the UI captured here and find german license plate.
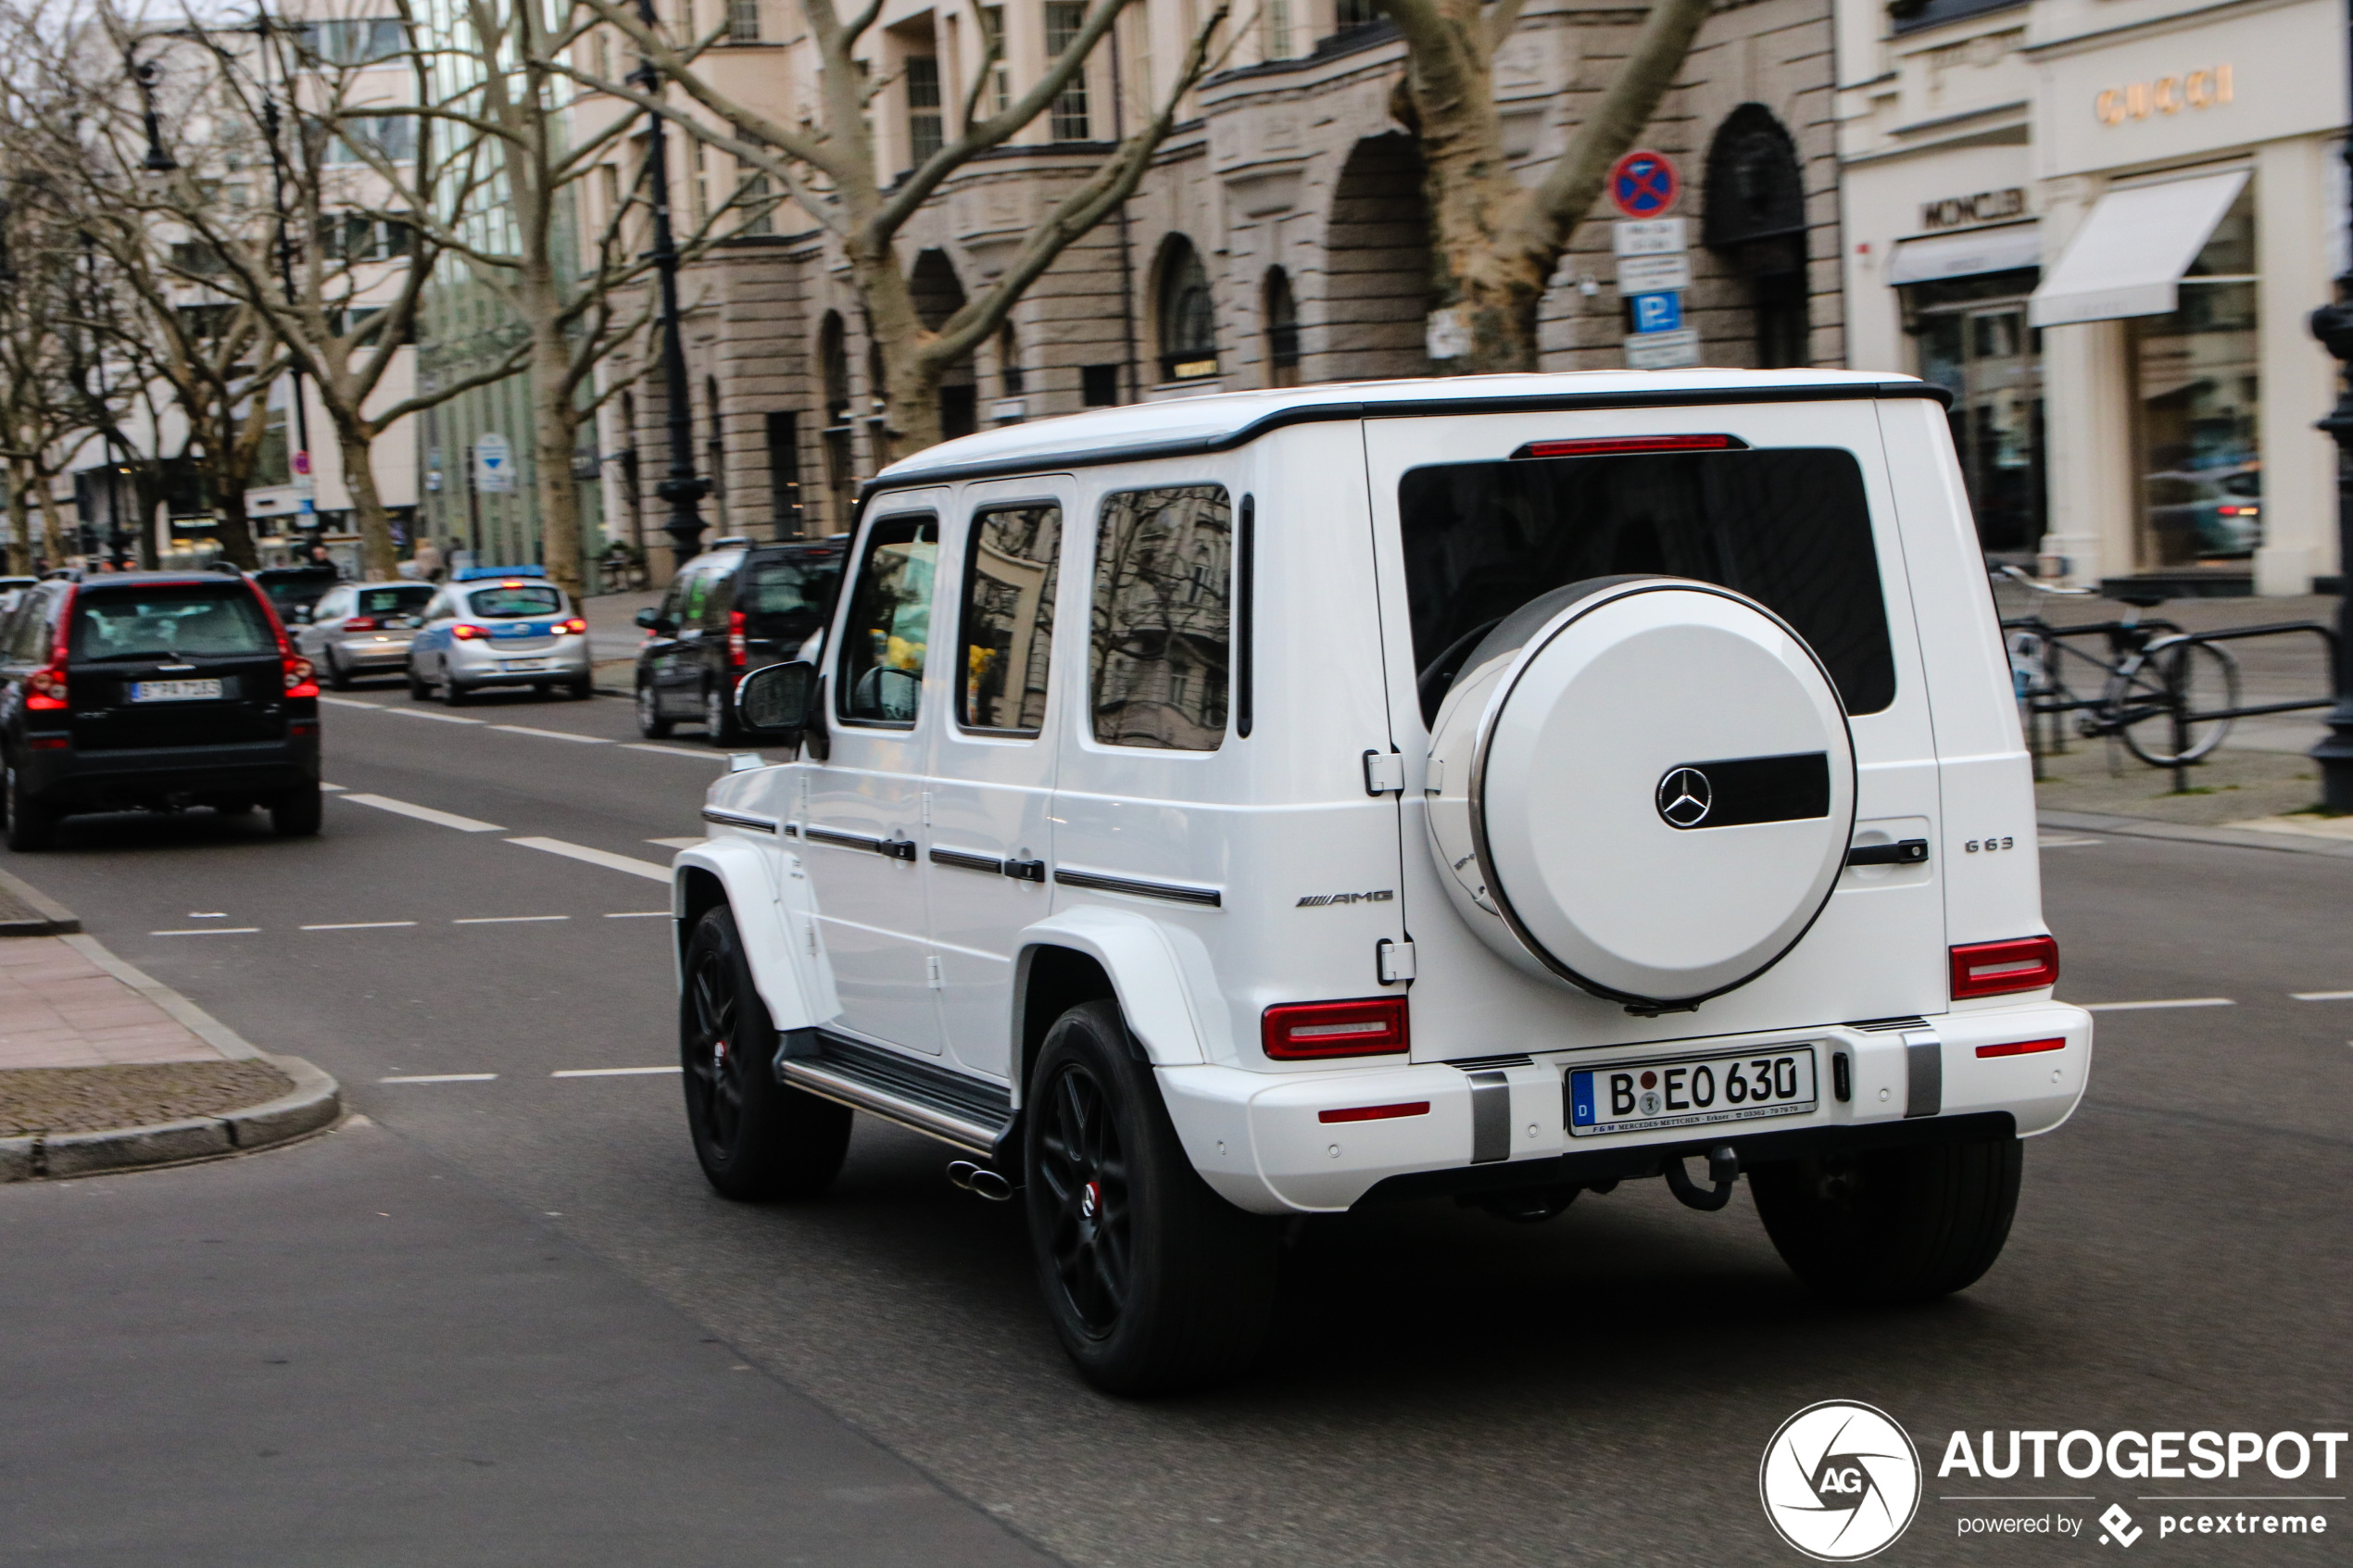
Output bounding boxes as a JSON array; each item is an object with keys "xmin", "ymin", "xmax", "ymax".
[
  {"xmin": 500, "ymin": 659, "xmax": 551, "ymax": 671},
  {"xmin": 130, "ymin": 678, "xmax": 224, "ymax": 703},
  {"xmin": 1567, "ymin": 1047, "xmax": 1818, "ymax": 1137}
]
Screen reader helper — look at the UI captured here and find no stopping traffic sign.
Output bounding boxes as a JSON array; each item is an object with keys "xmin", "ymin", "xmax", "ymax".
[{"xmin": 1608, "ymin": 150, "xmax": 1680, "ymax": 219}]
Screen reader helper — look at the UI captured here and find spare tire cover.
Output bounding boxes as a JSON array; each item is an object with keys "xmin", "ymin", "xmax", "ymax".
[{"xmin": 1423, "ymin": 577, "xmax": 1856, "ymax": 1009}]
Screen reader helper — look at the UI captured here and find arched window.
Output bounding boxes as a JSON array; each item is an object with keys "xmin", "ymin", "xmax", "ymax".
[
  {"xmin": 1704, "ymin": 105, "xmax": 1810, "ymax": 369},
  {"xmin": 1263, "ymin": 267, "xmax": 1299, "ymax": 388},
  {"xmin": 1156, "ymin": 236, "xmax": 1217, "ymax": 382}
]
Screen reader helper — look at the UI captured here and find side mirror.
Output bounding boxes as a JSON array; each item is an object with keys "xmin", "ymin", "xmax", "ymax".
[
  {"xmin": 736, "ymin": 659, "xmax": 818, "ymax": 742},
  {"xmin": 634, "ymin": 608, "xmax": 662, "ymax": 631},
  {"xmin": 291, "ymin": 605, "xmax": 313, "ymax": 624}
]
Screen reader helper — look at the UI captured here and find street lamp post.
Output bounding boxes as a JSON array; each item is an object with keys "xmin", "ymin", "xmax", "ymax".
[
  {"xmin": 2310, "ymin": 101, "xmax": 2353, "ymax": 809},
  {"xmin": 630, "ymin": 0, "xmax": 706, "ymax": 578}
]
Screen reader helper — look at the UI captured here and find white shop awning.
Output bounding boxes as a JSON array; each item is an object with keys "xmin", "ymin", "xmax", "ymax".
[
  {"xmin": 2028, "ymin": 169, "xmax": 2248, "ymax": 328},
  {"xmin": 1888, "ymin": 222, "xmax": 2041, "ymax": 286}
]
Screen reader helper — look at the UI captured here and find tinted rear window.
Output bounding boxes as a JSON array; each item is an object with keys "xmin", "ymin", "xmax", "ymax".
[
  {"xmin": 73, "ymin": 589, "xmax": 277, "ymax": 660},
  {"xmin": 1398, "ymin": 448, "xmax": 1896, "ymax": 721},
  {"xmin": 357, "ymin": 585, "xmax": 434, "ymax": 617},
  {"xmin": 738, "ymin": 555, "xmax": 837, "ymax": 619},
  {"xmin": 463, "ymin": 585, "xmax": 564, "ymax": 619}
]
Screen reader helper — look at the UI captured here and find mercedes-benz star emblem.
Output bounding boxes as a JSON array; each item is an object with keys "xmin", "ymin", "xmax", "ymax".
[{"xmin": 1656, "ymin": 767, "xmax": 1713, "ymax": 829}]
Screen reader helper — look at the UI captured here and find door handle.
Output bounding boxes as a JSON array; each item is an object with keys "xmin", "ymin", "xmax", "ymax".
[
  {"xmin": 1844, "ymin": 838, "xmax": 1929, "ymax": 867},
  {"xmin": 880, "ymin": 836, "xmax": 918, "ymax": 861},
  {"xmin": 1002, "ymin": 858, "xmax": 1046, "ymax": 883}
]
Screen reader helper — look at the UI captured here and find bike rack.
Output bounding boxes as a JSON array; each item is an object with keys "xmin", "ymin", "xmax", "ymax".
[{"xmin": 2137, "ymin": 622, "xmax": 2340, "ymax": 793}]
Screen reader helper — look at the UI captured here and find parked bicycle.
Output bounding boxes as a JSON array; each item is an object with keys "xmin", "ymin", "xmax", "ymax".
[{"xmin": 1993, "ymin": 565, "xmax": 2242, "ymax": 768}]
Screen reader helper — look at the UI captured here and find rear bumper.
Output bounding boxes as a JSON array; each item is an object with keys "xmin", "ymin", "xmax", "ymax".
[
  {"xmin": 1156, "ymin": 999, "xmax": 2092, "ymax": 1214},
  {"xmin": 19, "ymin": 736, "xmax": 319, "ymax": 812},
  {"xmin": 327, "ymin": 634, "xmax": 415, "ymax": 668},
  {"xmin": 447, "ymin": 636, "xmax": 590, "ymax": 684}
]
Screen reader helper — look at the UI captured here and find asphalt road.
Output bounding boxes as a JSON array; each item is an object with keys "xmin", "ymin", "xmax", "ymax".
[{"xmin": 3, "ymin": 681, "xmax": 2348, "ymax": 1566}]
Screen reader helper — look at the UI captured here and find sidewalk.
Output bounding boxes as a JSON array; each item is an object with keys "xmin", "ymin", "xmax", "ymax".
[
  {"xmin": 583, "ymin": 585, "xmax": 663, "ymax": 696},
  {"xmin": 0, "ymin": 872, "xmax": 339, "ymax": 1181}
]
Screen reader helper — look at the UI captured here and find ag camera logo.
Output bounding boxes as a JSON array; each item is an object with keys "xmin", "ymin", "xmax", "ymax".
[{"xmin": 1760, "ymin": 1400, "xmax": 1922, "ymax": 1561}]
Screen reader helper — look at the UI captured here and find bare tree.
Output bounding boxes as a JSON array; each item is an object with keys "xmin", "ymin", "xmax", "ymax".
[
  {"xmin": 570, "ymin": 0, "xmax": 1234, "ymax": 461},
  {"xmin": 1380, "ymin": 0, "xmax": 1714, "ymax": 372},
  {"xmin": 0, "ymin": 186, "xmax": 87, "ymax": 571}
]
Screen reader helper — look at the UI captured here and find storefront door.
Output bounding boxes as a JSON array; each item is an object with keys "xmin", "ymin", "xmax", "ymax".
[{"xmin": 1912, "ymin": 271, "xmax": 2045, "ymax": 556}]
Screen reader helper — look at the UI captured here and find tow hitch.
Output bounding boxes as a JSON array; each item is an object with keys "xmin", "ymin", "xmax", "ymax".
[{"xmin": 1663, "ymin": 1144, "xmax": 1742, "ymax": 1211}]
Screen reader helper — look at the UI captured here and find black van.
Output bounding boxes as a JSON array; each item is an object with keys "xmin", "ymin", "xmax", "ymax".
[
  {"xmin": 635, "ymin": 538, "xmax": 845, "ymax": 744},
  {"xmin": 0, "ymin": 572, "xmax": 321, "ymax": 849}
]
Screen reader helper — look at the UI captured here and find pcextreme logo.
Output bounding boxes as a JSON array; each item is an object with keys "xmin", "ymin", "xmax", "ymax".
[{"xmin": 1760, "ymin": 1400, "xmax": 1924, "ymax": 1561}]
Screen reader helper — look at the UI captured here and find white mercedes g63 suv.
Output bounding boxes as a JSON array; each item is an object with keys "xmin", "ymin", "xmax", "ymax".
[{"xmin": 673, "ymin": 370, "xmax": 2090, "ymax": 1394}]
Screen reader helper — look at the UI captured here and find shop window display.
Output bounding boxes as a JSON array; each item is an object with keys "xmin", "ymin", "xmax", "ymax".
[{"xmin": 2135, "ymin": 188, "xmax": 2260, "ymax": 566}]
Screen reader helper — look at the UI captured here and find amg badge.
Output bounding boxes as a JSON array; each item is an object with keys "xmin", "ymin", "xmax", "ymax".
[{"xmin": 1297, "ymin": 889, "xmax": 1395, "ymax": 908}]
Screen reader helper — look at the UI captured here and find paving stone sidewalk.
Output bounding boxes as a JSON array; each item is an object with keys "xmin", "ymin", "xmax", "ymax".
[{"xmin": 0, "ymin": 875, "xmax": 339, "ymax": 1179}]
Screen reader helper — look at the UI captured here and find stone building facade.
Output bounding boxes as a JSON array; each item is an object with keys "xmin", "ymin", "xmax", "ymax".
[{"xmin": 592, "ymin": 0, "xmax": 1847, "ymax": 558}]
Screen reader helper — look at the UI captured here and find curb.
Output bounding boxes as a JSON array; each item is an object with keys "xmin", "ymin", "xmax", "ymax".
[
  {"xmin": 0, "ymin": 864, "xmax": 82, "ymax": 935},
  {"xmin": 0, "ymin": 1054, "xmax": 342, "ymax": 1182},
  {"xmin": 2040, "ymin": 809, "xmax": 2353, "ymax": 860},
  {"xmin": 0, "ymin": 875, "xmax": 343, "ymax": 1182}
]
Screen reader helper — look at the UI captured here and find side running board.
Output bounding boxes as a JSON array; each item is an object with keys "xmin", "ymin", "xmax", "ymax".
[{"xmin": 775, "ymin": 1030, "xmax": 1013, "ymax": 1158}]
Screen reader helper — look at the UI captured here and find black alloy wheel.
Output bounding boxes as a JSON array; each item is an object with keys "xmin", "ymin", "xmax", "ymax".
[
  {"xmin": 1036, "ymin": 1059, "xmax": 1132, "ymax": 1337},
  {"xmin": 1022, "ymin": 1000, "xmax": 1279, "ymax": 1394},
  {"xmin": 4, "ymin": 762, "xmax": 55, "ymax": 852},
  {"xmin": 679, "ymin": 905, "xmax": 850, "ymax": 1199},
  {"xmin": 324, "ymin": 651, "xmax": 352, "ymax": 691},
  {"xmin": 704, "ymin": 682, "xmax": 741, "ymax": 746},
  {"xmin": 1749, "ymin": 1131, "xmax": 2023, "ymax": 1303},
  {"xmin": 636, "ymin": 680, "xmax": 673, "ymax": 738}
]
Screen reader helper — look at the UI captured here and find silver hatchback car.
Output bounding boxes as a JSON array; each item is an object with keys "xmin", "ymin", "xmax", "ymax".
[
  {"xmin": 296, "ymin": 581, "xmax": 436, "ymax": 689},
  {"xmin": 405, "ymin": 569, "xmax": 591, "ymax": 704}
]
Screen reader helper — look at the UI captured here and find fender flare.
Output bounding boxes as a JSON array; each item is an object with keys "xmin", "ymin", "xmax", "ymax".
[
  {"xmin": 673, "ymin": 839, "xmax": 828, "ymax": 1033},
  {"xmin": 1013, "ymin": 905, "xmax": 1213, "ymax": 1075}
]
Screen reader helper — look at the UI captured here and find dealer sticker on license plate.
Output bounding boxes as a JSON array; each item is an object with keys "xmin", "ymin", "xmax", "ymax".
[
  {"xmin": 1567, "ymin": 1047, "xmax": 1818, "ymax": 1137},
  {"xmin": 130, "ymin": 678, "xmax": 224, "ymax": 703}
]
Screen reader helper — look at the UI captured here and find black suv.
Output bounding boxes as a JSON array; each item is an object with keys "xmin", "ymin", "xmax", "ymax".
[
  {"xmin": 635, "ymin": 537, "xmax": 845, "ymax": 744},
  {"xmin": 0, "ymin": 571, "xmax": 322, "ymax": 849}
]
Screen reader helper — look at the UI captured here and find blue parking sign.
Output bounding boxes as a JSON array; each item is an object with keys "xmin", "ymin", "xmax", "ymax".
[{"xmin": 1629, "ymin": 292, "xmax": 1683, "ymax": 334}]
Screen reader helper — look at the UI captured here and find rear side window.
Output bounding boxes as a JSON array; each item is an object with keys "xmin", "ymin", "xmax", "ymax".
[
  {"xmin": 1088, "ymin": 485, "xmax": 1230, "ymax": 750},
  {"xmin": 1398, "ymin": 448, "xmax": 1896, "ymax": 721},
  {"xmin": 464, "ymin": 584, "xmax": 564, "ymax": 619},
  {"xmin": 739, "ymin": 555, "xmax": 835, "ymax": 621},
  {"xmin": 959, "ymin": 504, "xmax": 1061, "ymax": 734},
  {"xmin": 357, "ymin": 585, "xmax": 433, "ymax": 618},
  {"xmin": 837, "ymin": 515, "xmax": 938, "ymax": 725},
  {"xmin": 72, "ymin": 589, "xmax": 277, "ymax": 660}
]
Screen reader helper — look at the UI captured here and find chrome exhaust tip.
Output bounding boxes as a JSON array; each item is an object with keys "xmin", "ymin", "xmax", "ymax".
[{"xmin": 947, "ymin": 1160, "xmax": 1015, "ymax": 1201}]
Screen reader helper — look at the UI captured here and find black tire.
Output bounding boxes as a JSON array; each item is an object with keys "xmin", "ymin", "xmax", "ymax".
[
  {"xmin": 566, "ymin": 676, "xmax": 594, "ymax": 701},
  {"xmin": 214, "ymin": 800, "xmax": 256, "ymax": 817},
  {"xmin": 271, "ymin": 784, "xmax": 323, "ymax": 837},
  {"xmin": 407, "ymin": 663, "xmax": 431, "ymax": 700},
  {"xmin": 704, "ymin": 682, "xmax": 741, "ymax": 745},
  {"xmin": 1024, "ymin": 1000, "xmax": 1279, "ymax": 1395},
  {"xmin": 1749, "ymin": 1132, "xmax": 2023, "ymax": 1304},
  {"xmin": 443, "ymin": 674, "xmax": 472, "ymax": 707},
  {"xmin": 681, "ymin": 905, "xmax": 851, "ymax": 1199},
  {"xmin": 4, "ymin": 763, "xmax": 56, "ymax": 852},
  {"xmin": 324, "ymin": 652, "xmax": 352, "ymax": 691},
  {"xmin": 636, "ymin": 680, "xmax": 673, "ymax": 739}
]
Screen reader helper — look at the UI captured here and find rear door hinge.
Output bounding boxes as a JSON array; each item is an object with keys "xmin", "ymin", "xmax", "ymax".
[
  {"xmin": 1363, "ymin": 750, "xmax": 1405, "ymax": 796},
  {"xmin": 1378, "ymin": 937, "xmax": 1417, "ymax": 984},
  {"xmin": 925, "ymin": 955, "xmax": 944, "ymax": 990}
]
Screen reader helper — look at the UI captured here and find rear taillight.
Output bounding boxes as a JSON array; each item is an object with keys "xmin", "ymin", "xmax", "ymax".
[
  {"xmin": 1513, "ymin": 433, "xmax": 1743, "ymax": 459},
  {"xmin": 1950, "ymin": 936, "xmax": 2059, "ymax": 999},
  {"xmin": 1977, "ymin": 1037, "xmax": 2066, "ymax": 1059},
  {"xmin": 451, "ymin": 623, "xmax": 489, "ymax": 641},
  {"xmin": 1263, "ymin": 997, "xmax": 1410, "ymax": 1060},
  {"xmin": 342, "ymin": 616, "xmax": 380, "ymax": 631},
  {"xmin": 27, "ymin": 585, "xmax": 73, "ymax": 710},
  {"xmin": 283, "ymin": 656, "xmax": 318, "ymax": 698},
  {"xmin": 241, "ymin": 578, "xmax": 315, "ymax": 698},
  {"xmin": 727, "ymin": 608, "xmax": 748, "ymax": 667},
  {"xmin": 558, "ymin": 617, "xmax": 586, "ymax": 635}
]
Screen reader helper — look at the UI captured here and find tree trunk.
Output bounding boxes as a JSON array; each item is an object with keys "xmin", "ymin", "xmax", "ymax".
[
  {"xmin": 1406, "ymin": 35, "xmax": 1550, "ymax": 372},
  {"xmin": 333, "ymin": 421, "xmax": 398, "ymax": 578},
  {"xmin": 215, "ymin": 491, "xmax": 260, "ymax": 570},
  {"xmin": 32, "ymin": 473, "xmax": 68, "ymax": 568},
  {"xmin": 856, "ymin": 245, "xmax": 945, "ymax": 463},
  {"xmin": 529, "ymin": 320, "xmax": 585, "ymax": 602},
  {"xmin": 6, "ymin": 458, "xmax": 32, "ymax": 576}
]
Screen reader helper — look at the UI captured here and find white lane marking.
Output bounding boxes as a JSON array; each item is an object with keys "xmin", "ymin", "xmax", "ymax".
[
  {"xmin": 2038, "ymin": 835, "xmax": 2103, "ymax": 847},
  {"xmin": 385, "ymin": 708, "xmax": 485, "ymax": 724},
  {"xmin": 379, "ymin": 1073, "xmax": 497, "ymax": 1084},
  {"xmin": 2292, "ymin": 989, "xmax": 2353, "ymax": 1001},
  {"xmin": 505, "ymin": 836, "xmax": 671, "ymax": 882},
  {"xmin": 302, "ymin": 921, "xmax": 420, "ymax": 931},
  {"xmin": 151, "ymin": 927, "xmax": 261, "ymax": 936},
  {"xmin": 551, "ymin": 1065, "xmax": 681, "ymax": 1078},
  {"xmin": 453, "ymin": 914, "xmax": 570, "ymax": 924},
  {"xmin": 620, "ymin": 743, "xmax": 726, "ymax": 760},
  {"xmin": 606, "ymin": 910, "xmax": 670, "ymax": 919},
  {"xmin": 646, "ymin": 836, "xmax": 703, "ymax": 849},
  {"xmin": 342, "ymin": 794, "xmax": 506, "ymax": 833},
  {"xmin": 321, "ymin": 783, "xmax": 348, "ymax": 793},
  {"xmin": 2082, "ymin": 997, "xmax": 2235, "ymax": 1012},
  {"xmin": 318, "ymin": 696, "xmax": 385, "ymax": 709},
  {"xmin": 492, "ymin": 724, "xmax": 610, "ymax": 744}
]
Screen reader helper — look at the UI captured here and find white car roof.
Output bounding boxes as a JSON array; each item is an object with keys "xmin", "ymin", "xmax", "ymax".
[{"xmin": 873, "ymin": 370, "xmax": 1941, "ymax": 488}]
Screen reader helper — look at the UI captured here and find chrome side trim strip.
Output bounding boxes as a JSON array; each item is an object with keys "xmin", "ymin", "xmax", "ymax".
[
  {"xmin": 805, "ymin": 826, "xmax": 883, "ymax": 853},
  {"xmin": 930, "ymin": 847, "xmax": 1005, "ymax": 874},
  {"xmin": 777, "ymin": 1060, "xmax": 1000, "ymax": 1156},
  {"xmin": 1053, "ymin": 868, "xmax": 1223, "ymax": 908},
  {"xmin": 701, "ymin": 808, "xmax": 777, "ymax": 834}
]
